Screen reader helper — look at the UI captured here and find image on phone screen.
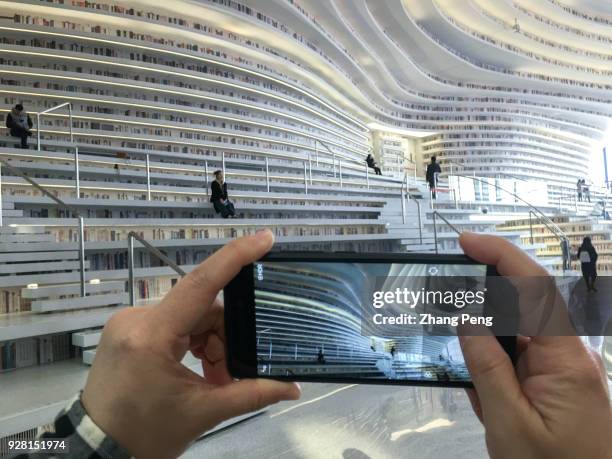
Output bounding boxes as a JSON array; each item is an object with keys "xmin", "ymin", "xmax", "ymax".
[{"xmin": 252, "ymin": 261, "xmax": 487, "ymax": 383}]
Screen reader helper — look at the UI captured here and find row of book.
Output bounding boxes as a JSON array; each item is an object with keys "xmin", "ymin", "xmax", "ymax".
[
  {"xmin": 48, "ymin": 226, "xmax": 383, "ymax": 244},
  {"xmin": 136, "ymin": 277, "xmax": 178, "ymax": 301},
  {"xmin": 1, "ymin": 289, "xmax": 29, "ymax": 314},
  {"xmin": 0, "ymin": 333, "xmax": 74, "ymax": 371}
]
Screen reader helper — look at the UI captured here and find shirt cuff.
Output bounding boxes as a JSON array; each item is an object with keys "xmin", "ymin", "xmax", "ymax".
[{"xmin": 51, "ymin": 393, "xmax": 132, "ymax": 459}]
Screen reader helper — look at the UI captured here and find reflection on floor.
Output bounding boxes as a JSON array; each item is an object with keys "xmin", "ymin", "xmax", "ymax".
[{"xmin": 182, "ymin": 383, "xmax": 488, "ymax": 459}]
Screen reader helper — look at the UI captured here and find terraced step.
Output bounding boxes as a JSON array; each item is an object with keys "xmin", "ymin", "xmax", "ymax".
[
  {"xmin": 21, "ymin": 281, "xmax": 125, "ymax": 299},
  {"xmin": 0, "ymin": 305, "xmax": 124, "ymax": 340},
  {"xmin": 0, "ymin": 209, "xmax": 23, "ymax": 217},
  {"xmin": 0, "ymin": 233, "xmax": 54, "ymax": 243},
  {"xmin": 0, "ymin": 251, "xmax": 79, "ymax": 263},
  {"xmin": 0, "ymin": 226, "xmax": 46, "ymax": 234},
  {"xmin": 72, "ymin": 329, "xmax": 102, "ymax": 348},
  {"xmin": 30, "ymin": 292, "xmax": 128, "ymax": 313},
  {"xmin": 0, "ymin": 260, "xmax": 90, "ymax": 275},
  {"xmin": 82, "ymin": 349, "xmax": 96, "ymax": 365}
]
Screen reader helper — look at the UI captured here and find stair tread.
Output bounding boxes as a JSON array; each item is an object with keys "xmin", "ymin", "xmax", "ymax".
[
  {"xmin": 31, "ymin": 292, "xmax": 128, "ymax": 312},
  {"xmin": 21, "ymin": 281, "xmax": 125, "ymax": 299}
]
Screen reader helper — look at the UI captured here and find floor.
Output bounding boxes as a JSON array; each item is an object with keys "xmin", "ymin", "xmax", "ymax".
[{"xmin": 182, "ymin": 382, "xmax": 488, "ymax": 459}]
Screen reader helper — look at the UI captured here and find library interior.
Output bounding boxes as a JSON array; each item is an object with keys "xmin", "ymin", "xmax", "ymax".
[{"xmin": 0, "ymin": 0, "xmax": 611, "ymax": 458}]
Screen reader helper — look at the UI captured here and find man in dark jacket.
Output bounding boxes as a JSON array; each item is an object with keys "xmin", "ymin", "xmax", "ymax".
[
  {"xmin": 366, "ymin": 153, "xmax": 382, "ymax": 175},
  {"xmin": 426, "ymin": 156, "xmax": 442, "ymax": 199},
  {"xmin": 6, "ymin": 104, "xmax": 33, "ymax": 148},
  {"xmin": 210, "ymin": 170, "xmax": 236, "ymax": 218}
]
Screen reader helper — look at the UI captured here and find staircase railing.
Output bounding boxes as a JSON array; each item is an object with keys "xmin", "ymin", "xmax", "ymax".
[
  {"xmin": 452, "ymin": 174, "xmax": 570, "ymax": 270},
  {"xmin": 37, "ymin": 102, "xmax": 73, "ymax": 150},
  {"xmin": 127, "ymin": 231, "xmax": 186, "ymax": 306},
  {"xmin": 432, "ymin": 211, "xmax": 461, "ymax": 254},
  {"xmin": 0, "ymin": 158, "xmax": 86, "ymax": 295}
]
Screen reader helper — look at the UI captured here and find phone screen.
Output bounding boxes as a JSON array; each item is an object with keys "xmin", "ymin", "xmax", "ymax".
[{"xmin": 252, "ymin": 260, "xmax": 487, "ymax": 383}]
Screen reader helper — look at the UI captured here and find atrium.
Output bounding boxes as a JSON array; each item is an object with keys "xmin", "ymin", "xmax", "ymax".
[{"xmin": 0, "ymin": 1, "xmax": 610, "ymax": 458}]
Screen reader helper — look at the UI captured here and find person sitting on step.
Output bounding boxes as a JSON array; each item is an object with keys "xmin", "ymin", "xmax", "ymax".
[{"xmin": 210, "ymin": 170, "xmax": 236, "ymax": 218}]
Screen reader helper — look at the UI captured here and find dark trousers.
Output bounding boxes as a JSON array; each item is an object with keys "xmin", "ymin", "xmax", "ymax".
[
  {"xmin": 10, "ymin": 126, "xmax": 30, "ymax": 148},
  {"xmin": 581, "ymin": 262, "xmax": 597, "ymax": 290},
  {"xmin": 213, "ymin": 200, "xmax": 236, "ymax": 218},
  {"xmin": 370, "ymin": 166, "xmax": 382, "ymax": 176},
  {"xmin": 429, "ymin": 182, "xmax": 436, "ymax": 199}
]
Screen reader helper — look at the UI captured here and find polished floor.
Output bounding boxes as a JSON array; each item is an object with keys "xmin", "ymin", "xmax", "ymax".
[{"xmin": 183, "ymin": 382, "xmax": 488, "ymax": 459}]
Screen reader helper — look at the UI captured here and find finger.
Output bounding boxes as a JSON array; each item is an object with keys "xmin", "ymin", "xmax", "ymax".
[
  {"xmin": 516, "ymin": 335, "xmax": 530, "ymax": 356},
  {"xmin": 156, "ymin": 230, "xmax": 274, "ymax": 336},
  {"xmin": 465, "ymin": 388, "xmax": 483, "ymax": 424},
  {"xmin": 460, "ymin": 232, "xmax": 580, "ymax": 353},
  {"xmin": 458, "ymin": 334, "xmax": 528, "ymax": 422},
  {"xmin": 202, "ymin": 379, "xmax": 301, "ymax": 426},
  {"xmin": 459, "ymin": 232, "xmax": 547, "ymax": 277},
  {"xmin": 202, "ymin": 333, "xmax": 233, "ymax": 385}
]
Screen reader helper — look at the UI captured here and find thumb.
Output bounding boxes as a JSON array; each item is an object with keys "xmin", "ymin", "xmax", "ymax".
[
  {"xmin": 458, "ymin": 334, "xmax": 526, "ymax": 421},
  {"xmin": 201, "ymin": 379, "xmax": 301, "ymax": 427}
]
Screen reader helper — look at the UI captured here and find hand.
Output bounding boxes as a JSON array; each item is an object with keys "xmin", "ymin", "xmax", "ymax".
[
  {"xmin": 82, "ymin": 230, "xmax": 300, "ymax": 458},
  {"xmin": 458, "ymin": 232, "xmax": 611, "ymax": 459}
]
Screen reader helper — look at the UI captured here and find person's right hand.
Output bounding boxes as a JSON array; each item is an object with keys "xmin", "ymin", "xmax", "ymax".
[{"xmin": 459, "ymin": 232, "xmax": 611, "ymax": 459}]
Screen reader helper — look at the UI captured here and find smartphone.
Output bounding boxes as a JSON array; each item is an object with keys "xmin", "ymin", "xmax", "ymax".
[{"xmin": 224, "ymin": 253, "xmax": 516, "ymax": 388}]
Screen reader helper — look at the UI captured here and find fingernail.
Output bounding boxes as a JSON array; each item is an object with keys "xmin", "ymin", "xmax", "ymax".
[{"xmin": 256, "ymin": 228, "xmax": 274, "ymax": 243}]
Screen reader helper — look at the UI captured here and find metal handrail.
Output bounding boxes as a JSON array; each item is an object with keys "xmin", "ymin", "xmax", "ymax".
[
  {"xmin": 37, "ymin": 102, "xmax": 73, "ymax": 151},
  {"xmin": 316, "ymin": 139, "xmax": 338, "ymax": 178},
  {"xmin": 410, "ymin": 196, "xmax": 423, "ymax": 244},
  {"xmin": 452, "ymin": 173, "xmax": 570, "ymax": 270},
  {"xmin": 0, "ymin": 158, "xmax": 86, "ymax": 295},
  {"xmin": 453, "ymin": 173, "xmax": 567, "ymax": 239},
  {"xmin": 127, "ymin": 231, "xmax": 186, "ymax": 306},
  {"xmin": 432, "ymin": 211, "xmax": 461, "ymax": 254}
]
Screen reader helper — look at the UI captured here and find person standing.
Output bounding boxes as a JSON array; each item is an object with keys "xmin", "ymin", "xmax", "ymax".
[
  {"xmin": 577, "ymin": 179, "xmax": 583, "ymax": 202},
  {"xmin": 366, "ymin": 153, "xmax": 382, "ymax": 175},
  {"xmin": 210, "ymin": 170, "xmax": 236, "ymax": 218},
  {"xmin": 6, "ymin": 103, "xmax": 33, "ymax": 149},
  {"xmin": 577, "ymin": 236, "xmax": 598, "ymax": 292},
  {"xmin": 426, "ymin": 156, "xmax": 442, "ymax": 199},
  {"xmin": 583, "ymin": 179, "xmax": 591, "ymax": 203}
]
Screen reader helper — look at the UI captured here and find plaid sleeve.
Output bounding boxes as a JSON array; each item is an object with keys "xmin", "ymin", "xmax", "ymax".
[{"xmin": 11, "ymin": 393, "xmax": 131, "ymax": 459}]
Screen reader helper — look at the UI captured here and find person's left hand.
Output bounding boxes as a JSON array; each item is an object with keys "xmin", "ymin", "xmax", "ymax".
[{"xmin": 82, "ymin": 230, "xmax": 300, "ymax": 458}]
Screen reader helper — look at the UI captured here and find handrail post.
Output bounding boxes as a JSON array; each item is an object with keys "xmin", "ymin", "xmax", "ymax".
[
  {"xmin": 529, "ymin": 211, "xmax": 534, "ymax": 245},
  {"xmin": 78, "ymin": 216, "xmax": 86, "ymax": 297},
  {"xmin": 0, "ymin": 161, "xmax": 3, "ymax": 227},
  {"xmin": 36, "ymin": 113, "xmax": 41, "ymax": 151},
  {"xmin": 574, "ymin": 194, "xmax": 578, "ymax": 213},
  {"xmin": 401, "ymin": 187, "xmax": 406, "ymax": 225},
  {"xmin": 128, "ymin": 233, "xmax": 135, "ymax": 306},
  {"xmin": 365, "ymin": 163, "xmax": 369, "ymax": 189},
  {"xmin": 204, "ymin": 160, "xmax": 209, "ymax": 196},
  {"xmin": 333, "ymin": 152, "xmax": 336, "ymax": 178},
  {"xmin": 265, "ymin": 157, "xmax": 270, "ymax": 192},
  {"xmin": 416, "ymin": 199, "xmax": 422, "ymax": 244},
  {"xmin": 433, "ymin": 212, "xmax": 439, "ymax": 254},
  {"xmin": 339, "ymin": 161, "xmax": 343, "ymax": 188},
  {"xmin": 222, "ymin": 152, "xmax": 226, "ymax": 176},
  {"xmin": 74, "ymin": 147, "xmax": 80, "ymax": 199},
  {"xmin": 146, "ymin": 154, "xmax": 151, "ymax": 201},
  {"xmin": 68, "ymin": 103, "xmax": 73, "ymax": 144},
  {"xmin": 308, "ymin": 153, "xmax": 313, "ymax": 185},
  {"xmin": 315, "ymin": 141, "xmax": 319, "ymax": 166},
  {"xmin": 304, "ymin": 161, "xmax": 308, "ymax": 194}
]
